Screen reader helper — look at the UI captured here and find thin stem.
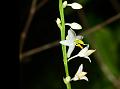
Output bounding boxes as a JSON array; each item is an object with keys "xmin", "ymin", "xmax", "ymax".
[
  {"xmin": 20, "ymin": 41, "xmax": 59, "ymax": 60},
  {"xmin": 81, "ymin": 13, "xmax": 120, "ymax": 35},
  {"xmin": 36, "ymin": 0, "xmax": 48, "ymax": 11},
  {"xmin": 59, "ymin": 0, "xmax": 71, "ymax": 89},
  {"xmin": 19, "ymin": 0, "xmax": 37, "ymax": 57},
  {"xmin": 19, "ymin": 0, "xmax": 48, "ymax": 61}
]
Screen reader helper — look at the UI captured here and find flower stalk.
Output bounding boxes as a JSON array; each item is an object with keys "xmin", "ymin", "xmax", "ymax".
[
  {"xmin": 59, "ymin": 0, "xmax": 71, "ymax": 89},
  {"xmin": 57, "ymin": 0, "xmax": 96, "ymax": 89}
]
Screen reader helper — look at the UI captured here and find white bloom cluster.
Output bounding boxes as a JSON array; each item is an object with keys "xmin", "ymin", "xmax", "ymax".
[{"xmin": 56, "ymin": 0, "xmax": 96, "ymax": 83}]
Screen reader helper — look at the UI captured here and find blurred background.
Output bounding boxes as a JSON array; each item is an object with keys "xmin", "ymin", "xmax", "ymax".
[{"xmin": 19, "ymin": 0, "xmax": 120, "ymax": 89}]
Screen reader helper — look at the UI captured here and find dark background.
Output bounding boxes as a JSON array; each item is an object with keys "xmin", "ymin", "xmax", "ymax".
[{"xmin": 20, "ymin": 0, "xmax": 120, "ymax": 89}]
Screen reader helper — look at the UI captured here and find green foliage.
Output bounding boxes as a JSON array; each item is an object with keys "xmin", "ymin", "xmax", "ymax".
[
  {"xmin": 92, "ymin": 77, "xmax": 114, "ymax": 89},
  {"xmin": 90, "ymin": 28, "xmax": 119, "ymax": 76}
]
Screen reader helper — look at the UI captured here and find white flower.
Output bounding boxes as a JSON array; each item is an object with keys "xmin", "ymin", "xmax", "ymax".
[
  {"xmin": 65, "ymin": 22, "xmax": 82, "ymax": 30},
  {"xmin": 71, "ymin": 64, "xmax": 88, "ymax": 81},
  {"xmin": 63, "ymin": 1, "xmax": 82, "ymax": 9},
  {"xmin": 68, "ymin": 45, "xmax": 96, "ymax": 62},
  {"xmin": 60, "ymin": 29, "xmax": 84, "ymax": 58},
  {"xmin": 56, "ymin": 18, "xmax": 61, "ymax": 25},
  {"xmin": 63, "ymin": 1, "xmax": 68, "ymax": 8},
  {"xmin": 56, "ymin": 18, "xmax": 62, "ymax": 30}
]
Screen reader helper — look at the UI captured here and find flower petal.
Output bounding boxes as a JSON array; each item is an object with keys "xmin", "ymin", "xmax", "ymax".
[
  {"xmin": 71, "ymin": 76, "xmax": 79, "ymax": 81},
  {"xmin": 67, "ymin": 29, "xmax": 76, "ymax": 40},
  {"xmin": 66, "ymin": 22, "xmax": 82, "ymax": 30},
  {"xmin": 60, "ymin": 40, "xmax": 70, "ymax": 46},
  {"xmin": 85, "ymin": 49, "xmax": 96, "ymax": 56},
  {"xmin": 71, "ymin": 22, "xmax": 82, "ymax": 29},
  {"xmin": 63, "ymin": 1, "xmax": 67, "ymax": 8},
  {"xmin": 76, "ymin": 64, "xmax": 83, "ymax": 75},
  {"xmin": 80, "ymin": 76, "xmax": 88, "ymax": 81},
  {"xmin": 78, "ymin": 45, "xmax": 89, "ymax": 57},
  {"xmin": 67, "ymin": 45, "xmax": 75, "ymax": 58},
  {"xmin": 56, "ymin": 18, "xmax": 61, "ymax": 25},
  {"xmin": 68, "ymin": 3, "xmax": 82, "ymax": 9}
]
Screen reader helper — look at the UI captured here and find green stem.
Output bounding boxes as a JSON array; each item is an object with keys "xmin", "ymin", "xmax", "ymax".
[{"xmin": 59, "ymin": 0, "xmax": 71, "ymax": 89}]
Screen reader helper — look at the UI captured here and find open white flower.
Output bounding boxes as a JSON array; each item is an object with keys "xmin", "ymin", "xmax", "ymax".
[
  {"xmin": 60, "ymin": 29, "xmax": 84, "ymax": 58},
  {"xmin": 63, "ymin": 1, "xmax": 82, "ymax": 9},
  {"xmin": 65, "ymin": 22, "xmax": 82, "ymax": 30},
  {"xmin": 68, "ymin": 45, "xmax": 96, "ymax": 62},
  {"xmin": 71, "ymin": 64, "xmax": 88, "ymax": 81}
]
